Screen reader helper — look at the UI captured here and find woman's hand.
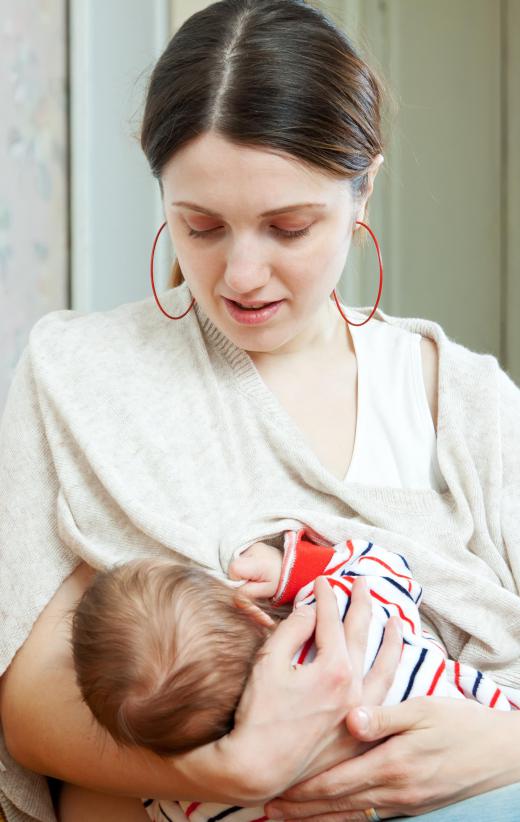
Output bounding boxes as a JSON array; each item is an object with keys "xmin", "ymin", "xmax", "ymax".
[
  {"xmin": 265, "ymin": 697, "xmax": 520, "ymax": 820},
  {"xmin": 221, "ymin": 576, "xmax": 402, "ymax": 801}
]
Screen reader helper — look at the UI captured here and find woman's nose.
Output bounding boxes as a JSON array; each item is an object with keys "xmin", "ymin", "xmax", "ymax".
[
  {"xmin": 223, "ymin": 241, "xmax": 271, "ymax": 294},
  {"xmin": 224, "ymin": 232, "xmax": 271, "ymax": 295}
]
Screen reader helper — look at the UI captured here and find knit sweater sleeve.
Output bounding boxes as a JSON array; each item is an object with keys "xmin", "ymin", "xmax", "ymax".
[
  {"xmin": 498, "ymin": 367, "xmax": 520, "ymax": 584},
  {"xmin": 0, "ymin": 347, "xmax": 79, "ymax": 676}
]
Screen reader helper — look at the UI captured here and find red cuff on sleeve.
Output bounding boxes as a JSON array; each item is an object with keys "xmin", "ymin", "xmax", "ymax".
[{"xmin": 273, "ymin": 529, "xmax": 335, "ymax": 606}]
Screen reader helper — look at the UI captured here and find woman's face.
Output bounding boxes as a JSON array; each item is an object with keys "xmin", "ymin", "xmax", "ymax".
[{"xmin": 161, "ymin": 131, "xmax": 360, "ymax": 357}]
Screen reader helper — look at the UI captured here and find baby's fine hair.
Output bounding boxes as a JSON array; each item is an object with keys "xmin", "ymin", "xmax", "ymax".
[{"xmin": 71, "ymin": 559, "xmax": 280, "ymax": 756}]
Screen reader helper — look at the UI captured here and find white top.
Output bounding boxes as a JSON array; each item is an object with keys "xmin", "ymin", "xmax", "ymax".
[{"xmin": 347, "ymin": 317, "xmax": 446, "ymax": 492}]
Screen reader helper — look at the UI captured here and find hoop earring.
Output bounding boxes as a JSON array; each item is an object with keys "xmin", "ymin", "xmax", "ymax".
[
  {"xmin": 150, "ymin": 221, "xmax": 196, "ymax": 319},
  {"xmin": 332, "ymin": 220, "xmax": 383, "ymax": 327}
]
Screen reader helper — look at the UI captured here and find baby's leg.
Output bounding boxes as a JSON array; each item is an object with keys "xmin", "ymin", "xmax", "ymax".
[{"xmin": 59, "ymin": 782, "xmax": 149, "ymax": 821}]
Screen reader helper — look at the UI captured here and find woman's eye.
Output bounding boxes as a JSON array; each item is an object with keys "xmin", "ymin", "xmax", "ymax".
[
  {"xmin": 186, "ymin": 225, "xmax": 311, "ymax": 240},
  {"xmin": 273, "ymin": 226, "xmax": 311, "ymax": 240},
  {"xmin": 187, "ymin": 226, "xmax": 221, "ymax": 239}
]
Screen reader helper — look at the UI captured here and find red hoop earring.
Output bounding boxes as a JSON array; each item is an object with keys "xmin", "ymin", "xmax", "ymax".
[
  {"xmin": 332, "ymin": 220, "xmax": 383, "ymax": 327},
  {"xmin": 150, "ymin": 221, "xmax": 196, "ymax": 319}
]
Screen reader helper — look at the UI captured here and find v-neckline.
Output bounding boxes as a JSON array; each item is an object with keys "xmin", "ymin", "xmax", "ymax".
[
  {"xmin": 193, "ymin": 294, "xmax": 453, "ymax": 514},
  {"xmin": 241, "ymin": 317, "xmax": 364, "ymax": 485}
]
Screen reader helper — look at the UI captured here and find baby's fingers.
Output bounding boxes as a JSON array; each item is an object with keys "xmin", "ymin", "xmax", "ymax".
[
  {"xmin": 238, "ymin": 580, "xmax": 277, "ymax": 599},
  {"xmin": 228, "ymin": 555, "xmax": 259, "ymax": 581},
  {"xmin": 363, "ymin": 616, "xmax": 403, "ymax": 704}
]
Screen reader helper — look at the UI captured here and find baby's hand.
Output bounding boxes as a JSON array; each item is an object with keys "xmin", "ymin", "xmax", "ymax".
[{"xmin": 228, "ymin": 541, "xmax": 283, "ymax": 599}]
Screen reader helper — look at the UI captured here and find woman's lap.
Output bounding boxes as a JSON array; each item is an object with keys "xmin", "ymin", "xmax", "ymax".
[{"xmin": 391, "ymin": 782, "xmax": 520, "ymax": 821}]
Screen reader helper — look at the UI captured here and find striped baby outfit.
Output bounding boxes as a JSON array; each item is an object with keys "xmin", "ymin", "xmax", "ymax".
[
  {"xmin": 274, "ymin": 529, "xmax": 515, "ymax": 707},
  {"xmin": 144, "ymin": 530, "xmax": 515, "ymax": 822}
]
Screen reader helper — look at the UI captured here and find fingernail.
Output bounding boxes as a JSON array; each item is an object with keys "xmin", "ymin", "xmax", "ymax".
[
  {"xmin": 294, "ymin": 604, "xmax": 313, "ymax": 616},
  {"xmin": 266, "ymin": 806, "xmax": 284, "ymax": 818},
  {"xmin": 353, "ymin": 707, "xmax": 370, "ymax": 733}
]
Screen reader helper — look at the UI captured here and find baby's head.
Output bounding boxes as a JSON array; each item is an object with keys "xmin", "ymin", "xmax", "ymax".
[{"xmin": 71, "ymin": 560, "xmax": 279, "ymax": 756}]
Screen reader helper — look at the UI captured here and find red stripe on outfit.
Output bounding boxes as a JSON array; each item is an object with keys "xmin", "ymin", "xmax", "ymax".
[
  {"xmin": 454, "ymin": 661, "xmax": 465, "ymax": 695},
  {"xmin": 185, "ymin": 803, "xmax": 201, "ymax": 817},
  {"xmin": 323, "ymin": 559, "xmax": 350, "ymax": 577},
  {"xmin": 358, "ymin": 555, "xmax": 413, "ymax": 592},
  {"xmin": 427, "ymin": 659, "xmax": 446, "ymax": 695},
  {"xmin": 489, "ymin": 688, "xmax": 501, "ymax": 708},
  {"xmin": 328, "ymin": 577, "xmax": 353, "ymax": 598},
  {"xmin": 370, "ymin": 589, "xmax": 415, "ymax": 633},
  {"xmin": 345, "ymin": 540, "xmax": 355, "ymax": 559},
  {"xmin": 297, "ymin": 636, "xmax": 314, "ymax": 665}
]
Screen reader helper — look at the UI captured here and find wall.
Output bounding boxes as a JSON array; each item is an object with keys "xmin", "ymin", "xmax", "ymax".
[
  {"xmin": 69, "ymin": 0, "xmax": 171, "ymax": 314},
  {"xmin": 0, "ymin": 0, "xmax": 68, "ymax": 411},
  {"xmin": 338, "ymin": 0, "xmax": 520, "ymax": 381}
]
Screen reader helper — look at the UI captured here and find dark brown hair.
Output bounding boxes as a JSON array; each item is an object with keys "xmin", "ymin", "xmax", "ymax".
[
  {"xmin": 140, "ymin": 0, "xmax": 386, "ymax": 287},
  {"xmin": 72, "ymin": 560, "xmax": 284, "ymax": 756}
]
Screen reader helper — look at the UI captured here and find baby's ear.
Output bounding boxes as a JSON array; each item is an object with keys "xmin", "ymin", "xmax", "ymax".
[{"xmin": 233, "ymin": 593, "xmax": 275, "ymax": 628}]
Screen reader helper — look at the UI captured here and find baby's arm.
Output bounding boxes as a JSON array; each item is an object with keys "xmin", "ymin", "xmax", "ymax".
[
  {"xmin": 228, "ymin": 529, "xmax": 335, "ymax": 603},
  {"xmin": 228, "ymin": 540, "xmax": 283, "ymax": 598}
]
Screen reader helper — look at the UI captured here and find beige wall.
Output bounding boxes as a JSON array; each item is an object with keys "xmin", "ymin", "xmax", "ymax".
[
  {"xmin": 506, "ymin": 0, "xmax": 520, "ymax": 383},
  {"xmin": 343, "ymin": 0, "xmax": 519, "ymax": 381},
  {"xmin": 171, "ymin": 0, "xmax": 210, "ymax": 28}
]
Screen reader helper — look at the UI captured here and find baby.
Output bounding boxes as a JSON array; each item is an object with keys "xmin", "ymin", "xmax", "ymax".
[{"xmin": 71, "ymin": 529, "xmax": 515, "ymax": 822}]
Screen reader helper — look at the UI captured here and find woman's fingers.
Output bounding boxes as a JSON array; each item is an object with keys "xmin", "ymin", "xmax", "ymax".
[
  {"xmin": 260, "ymin": 603, "xmax": 317, "ymax": 666},
  {"xmin": 342, "ymin": 577, "xmax": 372, "ymax": 679},
  {"xmin": 363, "ymin": 616, "xmax": 403, "ymax": 704},
  {"xmin": 268, "ymin": 742, "xmax": 382, "ymax": 805},
  {"xmin": 347, "ymin": 697, "xmax": 427, "ymax": 742},
  {"xmin": 313, "ymin": 576, "xmax": 349, "ymax": 666}
]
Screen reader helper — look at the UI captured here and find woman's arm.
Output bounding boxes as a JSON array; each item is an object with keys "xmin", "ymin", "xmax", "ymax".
[
  {"xmin": 1, "ymin": 566, "xmax": 399, "ymax": 804},
  {"xmin": 0, "ymin": 562, "xmax": 254, "ymax": 804}
]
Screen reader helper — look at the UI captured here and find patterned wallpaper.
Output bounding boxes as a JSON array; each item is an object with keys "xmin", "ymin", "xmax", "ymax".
[{"xmin": 0, "ymin": 0, "xmax": 68, "ymax": 412}]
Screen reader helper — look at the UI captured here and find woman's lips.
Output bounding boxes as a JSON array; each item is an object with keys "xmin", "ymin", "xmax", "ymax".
[{"xmin": 223, "ymin": 297, "xmax": 284, "ymax": 325}]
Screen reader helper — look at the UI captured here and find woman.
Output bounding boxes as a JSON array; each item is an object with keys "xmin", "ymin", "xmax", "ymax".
[{"xmin": 1, "ymin": 1, "xmax": 520, "ymax": 820}]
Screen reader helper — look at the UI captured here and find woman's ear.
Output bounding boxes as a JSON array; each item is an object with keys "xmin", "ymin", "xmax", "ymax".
[{"xmin": 355, "ymin": 153, "xmax": 384, "ymax": 228}]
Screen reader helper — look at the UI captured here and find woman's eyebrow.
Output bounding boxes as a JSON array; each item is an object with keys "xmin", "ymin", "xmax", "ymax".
[{"xmin": 171, "ymin": 201, "xmax": 327, "ymax": 218}]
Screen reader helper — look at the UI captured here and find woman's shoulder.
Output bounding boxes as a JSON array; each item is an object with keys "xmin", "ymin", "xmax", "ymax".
[
  {"xmin": 22, "ymin": 285, "xmax": 204, "ymax": 413},
  {"xmin": 30, "ymin": 295, "xmax": 159, "ymax": 350},
  {"xmin": 365, "ymin": 305, "xmax": 500, "ymax": 373},
  {"xmin": 357, "ymin": 304, "xmax": 516, "ymax": 409},
  {"xmin": 28, "ymin": 285, "xmax": 194, "ymax": 368}
]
